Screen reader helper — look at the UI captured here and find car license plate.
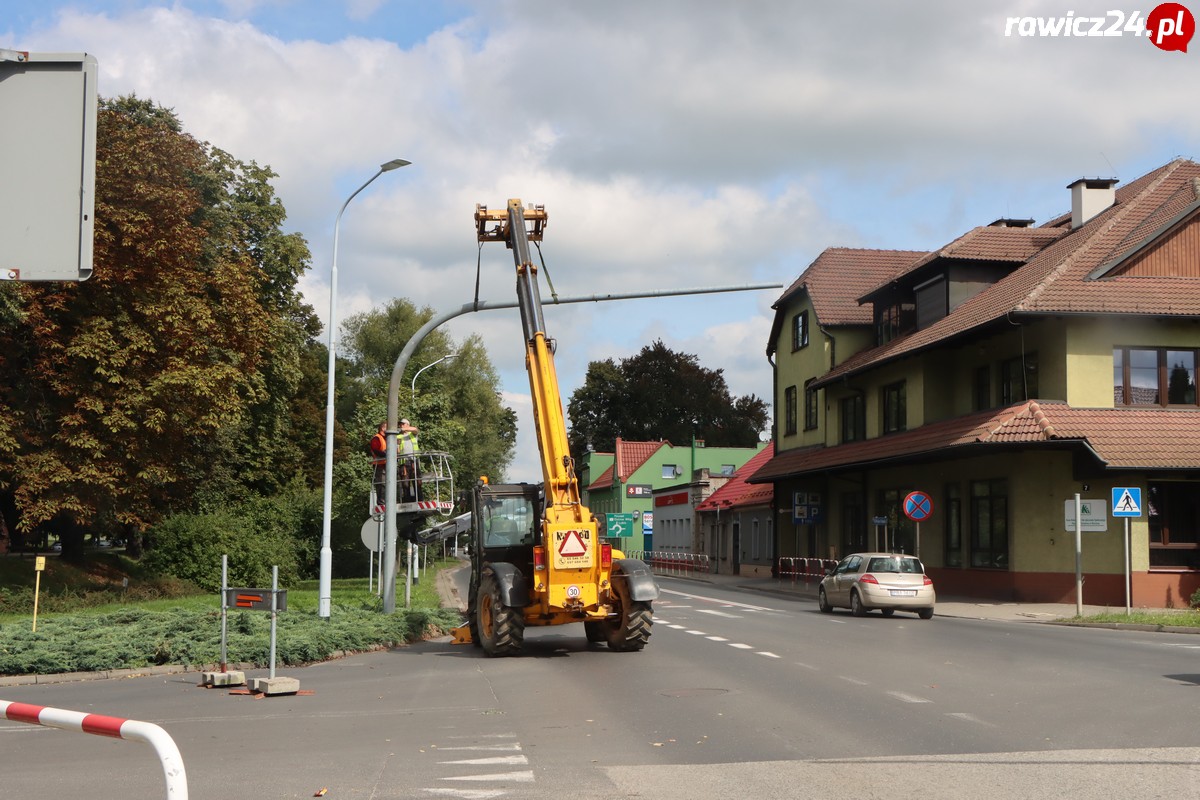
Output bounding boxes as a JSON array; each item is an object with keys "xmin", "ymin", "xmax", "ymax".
[{"xmin": 890, "ymin": 590, "xmax": 916, "ymax": 597}]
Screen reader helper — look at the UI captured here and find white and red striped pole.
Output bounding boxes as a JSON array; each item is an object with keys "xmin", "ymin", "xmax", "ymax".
[{"xmin": 1, "ymin": 700, "xmax": 188, "ymax": 799}]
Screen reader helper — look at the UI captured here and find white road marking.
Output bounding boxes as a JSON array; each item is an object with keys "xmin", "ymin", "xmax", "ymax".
[
  {"xmin": 421, "ymin": 790, "xmax": 508, "ymax": 799},
  {"xmin": 439, "ymin": 756, "xmax": 529, "ymax": 766},
  {"xmin": 668, "ymin": 624, "xmax": 686, "ymax": 630},
  {"xmin": 757, "ymin": 651, "xmax": 781, "ymax": 658},
  {"xmin": 436, "ymin": 743, "xmax": 523, "ymax": 752},
  {"xmin": 443, "ymin": 771, "xmax": 535, "ymax": 783},
  {"xmin": 729, "ymin": 643, "xmax": 754, "ymax": 650},
  {"xmin": 794, "ymin": 662, "xmax": 817, "ymax": 670},
  {"xmin": 839, "ymin": 676, "xmax": 869, "ymax": 686},
  {"xmin": 660, "ymin": 587, "xmax": 775, "ymax": 613},
  {"xmin": 945, "ymin": 712, "xmax": 995, "ymax": 726},
  {"xmin": 888, "ymin": 691, "xmax": 932, "ymax": 704},
  {"xmin": 686, "ymin": 629, "xmax": 707, "ymax": 635},
  {"xmin": 706, "ymin": 636, "xmax": 729, "ymax": 642},
  {"xmin": 697, "ymin": 609, "xmax": 742, "ymax": 619}
]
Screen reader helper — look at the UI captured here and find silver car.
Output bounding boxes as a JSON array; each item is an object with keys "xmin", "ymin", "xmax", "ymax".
[{"xmin": 818, "ymin": 553, "xmax": 935, "ymax": 619}]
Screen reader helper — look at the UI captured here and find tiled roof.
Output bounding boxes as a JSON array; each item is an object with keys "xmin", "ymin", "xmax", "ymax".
[
  {"xmin": 749, "ymin": 400, "xmax": 1200, "ymax": 481},
  {"xmin": 696, "ymin": 442, "xmax": 775, "ymax": 512},
  {"xmin": 615, "ymin": 438, "xmax": 667, "ymax": 483},
  {"xmin": 586, "ymin": 463, "xmax": 615, "ymax": 492},
  {"xmin": 775, "ymin": 248, "xmax": 927, "ymax": 327},
  {"xmin": 813, "ymin": 159, "xmax": 1200, "ymax": 388}
]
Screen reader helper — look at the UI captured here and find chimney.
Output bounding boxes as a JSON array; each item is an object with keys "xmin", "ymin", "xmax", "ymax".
[{"xmin": 1067, "ymin": 177, "xmax": 1118, "ymax": 229}]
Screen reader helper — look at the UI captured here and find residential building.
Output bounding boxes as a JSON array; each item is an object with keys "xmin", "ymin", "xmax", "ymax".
[
  {"xmin": 582, "ymin": 437, "xmax": 767, "ymax": 552},
  {"xmin": 753, "ymin": 159, "xmax": 1200, "ymax": 607},
  {"xmin": 695, "ymin": 443, "xmax": 776, "ymax": 577}
]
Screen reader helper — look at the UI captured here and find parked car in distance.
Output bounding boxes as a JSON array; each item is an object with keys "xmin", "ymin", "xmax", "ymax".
[{"xmin": 818, "ymin": 552, "xmax": 935, "ymax": 619}]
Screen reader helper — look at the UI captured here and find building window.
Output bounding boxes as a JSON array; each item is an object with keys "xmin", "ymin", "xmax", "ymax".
[
  {"xmin": 876, "ymin": 301, "xmax": 916, "ymax": 345},
  {"xmin": 1000, "ymin": 353, "xmax": 1038, "ymax": 404},
  {"xmin": 839, "ymin": 394, "xmax": 865, "ymax": 443},
  {"xmin": 792, "ymin": 310, "xmax": 810, "ymax": 351},
  {"xmin": 915, "ymin": 275, "xmax": 948, "ymax": 330},
  {"xmin": 841, "ymin": 491, "xmax": 867, "ymax": 553},
  {"xmin": 1148, "ymin": 482, "xmax": 1200, "ymax": 569},
  {"xmin": 970, "ymin": 479, "xmax": 1008, "ymax": 569},
  {"xmin": 751, "ymin": 518, "xmax": 761, "ymax": 559},
  {"xmin": 804, "ymin": 381, "xmax": 819, "ymax": 430},
  {"xmin": 973, "ymin": 365, "xmax": 991, "ymax": 411},
  {"xmin": 882, "ymin": 381, "xmax": 906, "ymax": 434},
  {"xmin": 944, "ymin": 483, "xmax": 962, "ymax": 567},
  {"xmin": 720, "ymin": 464, "xmax": 735, "ymax": 476},
  {"xmin": 784, "ymin": 385, "xmax": 798, "ymax": 436},
  {"xmin": 1114, "ymin": 347, "xmax": 1199, "ymax": 407},
  {"xmin": 661, "ymin": 464, "xmax": 678, "ymax": 479}
]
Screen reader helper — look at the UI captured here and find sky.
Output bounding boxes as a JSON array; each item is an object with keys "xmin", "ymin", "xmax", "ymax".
[{"xmin": 4, "ymin": 0, "xmax": 1199, "ymax": 484}]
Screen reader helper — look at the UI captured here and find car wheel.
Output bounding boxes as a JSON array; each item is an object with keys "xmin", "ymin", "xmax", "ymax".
[
  {"xmin": 880, "ymin": 608, "xmax": 895, "ymax": 617},
  {"xmin": 818, "ymin": 587, "xmax": 832, "ymax": 613},
  {"xmin": 850, "ymin": 590, "xmax": 866, "ymax": 617},
  {"xmin": 918, "ymin": 607, "xmax": 935, "ymax": 620}
]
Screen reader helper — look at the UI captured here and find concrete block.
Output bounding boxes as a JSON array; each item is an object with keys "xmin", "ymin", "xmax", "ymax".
[
  {"xmin": 201, "ymin": 670, "xmax": 246, "ymax": 687},
  {"xmin": 253, "ymin": 676, "xmax": 300, "ymax": 695}
]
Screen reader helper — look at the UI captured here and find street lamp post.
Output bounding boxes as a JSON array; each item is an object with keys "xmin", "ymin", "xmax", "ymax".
[
  {"xmin": 319, "ymin": 158, "xmax": 410, "ymax": 619},
  {"xmin": 410, "ymin": 353, "xmax": 457, "ymax": 398}
]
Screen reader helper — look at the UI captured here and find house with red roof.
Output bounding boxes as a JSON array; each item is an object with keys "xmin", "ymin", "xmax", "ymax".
[
  {"xmin": 694, "ymin": 443, "xmax": 775, "ymax": 577},
  {"xmin": 581, "ymin": 437, "xmax": 767, "ymax": 552},
  {"xmin": 752, "ymin": 159, "xmax": 1200, "ymax": 607}
]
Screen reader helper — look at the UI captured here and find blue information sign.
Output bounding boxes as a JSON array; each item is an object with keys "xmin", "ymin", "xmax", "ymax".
[
  {"xmin": 1112, "ymin": 487, "xmax": 1143, "ymax": 518},
  {"xmin": 903, "ymin": 491, "xmax": 933, "ymax": 522}
]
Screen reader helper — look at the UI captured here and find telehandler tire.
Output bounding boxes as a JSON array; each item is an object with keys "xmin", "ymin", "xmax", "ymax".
[
  {"xmin": 477, "ymin": 572, "xmax": 525, "ymax": 656},
  {"xmin": 584, "ymin": 621, "xmax": 606, "ymax": 643},
  {"xmin": 604, "ymin": 579, "xmax": 652, "ymax": 652}
]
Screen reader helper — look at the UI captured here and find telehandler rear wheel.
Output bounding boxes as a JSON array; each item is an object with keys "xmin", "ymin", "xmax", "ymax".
[
  {"xmin": 477, "ymin": 572, "xmax": 525, "ymax": 656},
  {"xmin": 584, "ymin": 622, "xmax": 606, "ymax": 643},
  {"xmin": 604, "ymin": 579, "xmax": 652, "ymax": 652}
]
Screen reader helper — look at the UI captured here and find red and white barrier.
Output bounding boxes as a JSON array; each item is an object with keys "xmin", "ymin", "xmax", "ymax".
[{"xmin": 1, "ymin": 700, "xmax": 188, "ymax": 799}]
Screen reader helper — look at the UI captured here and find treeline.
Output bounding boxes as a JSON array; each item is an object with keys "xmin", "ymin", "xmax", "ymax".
[{"xmin": 0, "ymin": 96, "xmax": 514, "ymax": 586}]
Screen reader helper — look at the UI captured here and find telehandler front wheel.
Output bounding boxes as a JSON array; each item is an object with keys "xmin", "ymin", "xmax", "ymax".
[
  {"xmin": 604, "ymin": 579, "xmax": 653, "ymax": 652},
  {"xmin": 477, "ymin": 572, "xmax": 525, "ymax": 657}
]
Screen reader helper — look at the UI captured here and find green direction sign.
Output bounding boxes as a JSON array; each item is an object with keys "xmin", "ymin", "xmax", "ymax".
[{"xmin": 605, "ymin": 512, "xmax": 638, "ymax": 538}]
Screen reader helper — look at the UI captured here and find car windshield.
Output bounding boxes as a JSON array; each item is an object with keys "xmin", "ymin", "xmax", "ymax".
[{"xmin": 867, "ymin": 556, "xmax": 923, "ymax": 574}]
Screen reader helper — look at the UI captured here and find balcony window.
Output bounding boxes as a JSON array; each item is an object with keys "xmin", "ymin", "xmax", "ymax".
[{"xmin": 882, "ymin": 381, "xmax": 906, "ymax": 434}]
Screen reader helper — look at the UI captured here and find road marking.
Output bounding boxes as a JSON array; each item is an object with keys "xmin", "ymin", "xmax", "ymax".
[
  {"xmin": 706, "ymin": 636, "xmax": 729, "ymax": 642},
  {"xmin": 668, "ymin": 624, "xmax": 686, "ymax": 630},
  {"xmin": 436, "ymin": 743, "xmax": 523, "ymax": 752},
  {"xmin": 757, "ymin": 651, "xmax": 781, "ymax": 659},
  {"xmin": 660, "ymin": 588, "xmax": 775, "ymax": 613},
  {"xmin": 422, "ymin": 790, "xmax": 508, "ymax": 798},
  {"xmin": 887, "ymin": 691, "xmax": 932, "ymax": 704},
  {"xmin": 839, "ymin": 676, "xmax": 869, "ymax": 686},
  {"xmin": 697, "ymin": 609, "xmax": 742, "ymax": 619},
  {"xmin": 729, "ymin": 643, "xmax": 754, "ymax": 650},
  {"xmin": 443, "ymin": 771, "xmax": 535, "ymax": 783},
  {"xmin": 945, "ymin": 712, "xmax": 995, "ymax": 727},
  {"xmin": 686, "ymin": 630, "xmax": 707, "ymax": 635},
  {"xmin": 794, "ymin": 662, "xmax": 817, "ymax": 670},
  {"xmin": 439, "ymin": 756, "xmax": 529, "ymax": 766}
]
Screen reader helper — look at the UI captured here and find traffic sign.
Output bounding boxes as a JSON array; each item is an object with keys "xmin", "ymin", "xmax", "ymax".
[
  {"xmin": 903, "ymin": 491, "xmax": 933, "ymax": 522},
  {"xmin": 1112, "ymin": 487, "xmax": 1143, "ymax": 517},
  {"xmin": 605, "ymin": 512, "xmax": 638, "ymax": 538},
  {"xmin": 224, "ymin": 588, "xmax": 288, "ymax": 611}
]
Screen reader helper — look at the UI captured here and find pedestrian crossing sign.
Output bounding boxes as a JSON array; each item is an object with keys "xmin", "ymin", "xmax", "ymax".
[{"xmin": 1112, "ymin": 487, "xmax": 1142, "ymax": 517}]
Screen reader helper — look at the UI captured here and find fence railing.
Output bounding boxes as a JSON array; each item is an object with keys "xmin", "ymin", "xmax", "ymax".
[
  {"xmin": 1, "ymin": 700, "xmax": 188, "ymax": 799},
  {"xmin": 628, "ymin": 550, "xmax": 711, "ymax": 577},
  {"xmin": 777, "ymin": 556, "xmax": 839, "ymax": 587}
]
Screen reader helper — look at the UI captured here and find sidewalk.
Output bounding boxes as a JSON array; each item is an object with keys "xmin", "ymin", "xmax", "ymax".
[{"xmin": 671, "ymin": 570, "xmax": 1186, "ymax": 626}]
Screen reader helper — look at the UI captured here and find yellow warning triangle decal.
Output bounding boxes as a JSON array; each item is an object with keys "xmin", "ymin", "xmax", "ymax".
[{"xmin": 558, "ymin": 531, "xmax": 588, "ymax": 557}]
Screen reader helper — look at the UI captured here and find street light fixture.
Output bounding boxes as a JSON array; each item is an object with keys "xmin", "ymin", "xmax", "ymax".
[
  {"xmin": 319, "ymin": 158, "xmax": 411, "ymax": 619},
  {"xmin": 411, "ymin": 352, "xmax": 457, "ymax": 397}
]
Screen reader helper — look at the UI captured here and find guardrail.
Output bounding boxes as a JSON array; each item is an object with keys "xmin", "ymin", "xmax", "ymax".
[
  {"xmin": 629, "ymin": 550, "xmax": 711, "ymax": 577},
  {"xmin": 0, "ymin": 700, "xmax": 188, "ymax": 799},
  {"xmin": 777, "ymin": 556, "xmax": 838, "ymax": 587}
]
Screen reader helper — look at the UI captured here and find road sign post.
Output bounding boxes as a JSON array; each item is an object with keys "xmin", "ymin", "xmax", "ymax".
[
  {"xmin": 1112, "ymin": 487, "xmax": 1143, "ymax": 615},
  {"xmin": 903, "ymin": 491, "xmax": 933, "ymax": 558}
]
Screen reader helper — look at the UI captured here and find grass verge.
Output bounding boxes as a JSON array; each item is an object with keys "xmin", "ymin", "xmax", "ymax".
[
  {"xmin": 0, "ymin": 556, "xmax": 465, "ymax": 676},
  {"xmin": 1074, "ymin": 609, "xmax": 1200, "ymax": 629}
]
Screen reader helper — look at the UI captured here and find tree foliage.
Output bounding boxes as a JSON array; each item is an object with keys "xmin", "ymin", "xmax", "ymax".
[
  {"xmin": 567, "ymin": 340, "xmax": 768, "ymax": 455},
  {"xmin": 0, "ymin": 96, "xmax": 322, "ymax": 558}
]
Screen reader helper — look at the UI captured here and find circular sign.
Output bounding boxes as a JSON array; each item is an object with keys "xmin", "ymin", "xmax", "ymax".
[
  {"xmin": 903, "ymin": 491, "xmax": 933, "ymax": 522},
  {"xmin": 361, "ymin": 517, "xmax": 385, "ymax": 552}
]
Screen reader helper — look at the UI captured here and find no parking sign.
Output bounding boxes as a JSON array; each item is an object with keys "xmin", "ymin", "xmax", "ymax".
[{"xmin": 902, "ymin": 490, "xmax": 932, "ymax": 558}]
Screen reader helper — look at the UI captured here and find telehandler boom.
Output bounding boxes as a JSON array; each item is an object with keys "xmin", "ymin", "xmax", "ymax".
[{"xmin": 451, "ymin": 199, "xmax": 658, "ymax": 655}]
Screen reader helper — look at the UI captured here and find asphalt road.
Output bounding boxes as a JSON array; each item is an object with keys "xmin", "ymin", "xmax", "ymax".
[{"xmin": 3, "ymin": 576, "xmax": 1200, "ymax": 799}]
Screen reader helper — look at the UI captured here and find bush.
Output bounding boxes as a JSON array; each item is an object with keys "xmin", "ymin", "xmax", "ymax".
[{"xmin": 142, "ymin": 508, "xmax": 300, "ymax": 591}]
